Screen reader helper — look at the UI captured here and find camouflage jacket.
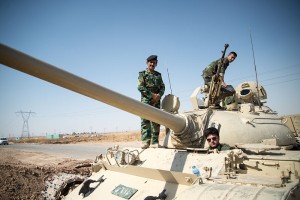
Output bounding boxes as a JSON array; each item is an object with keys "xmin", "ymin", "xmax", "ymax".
[
  {"xmin": 138, "ymin": 69, "xmax": 165, "ymax": 103},
  {"xmin": 209, "ymin": 143, "xmax": 231, "ymax": 151},
  {"xmin": 202, "ymin": 57, "xmax": 230, "ymax": 78}
]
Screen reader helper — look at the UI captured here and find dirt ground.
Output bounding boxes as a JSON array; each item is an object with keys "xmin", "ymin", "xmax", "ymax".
[
  {"xmin": 0, "ymin": 148, "xmax": 93, "ymax": 200},
  {"xmin": 0, "ymin": 131, "xmax": 166, "ymax": 200},
  {"xmin": 0, "ymin": 132, "xmax": 138, "ymax": 200}
]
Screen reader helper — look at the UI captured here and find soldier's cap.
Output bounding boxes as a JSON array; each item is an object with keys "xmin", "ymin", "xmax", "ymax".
[{"xmin": 146, "ymin": 55, "xmax": 158, "ymax": 61}]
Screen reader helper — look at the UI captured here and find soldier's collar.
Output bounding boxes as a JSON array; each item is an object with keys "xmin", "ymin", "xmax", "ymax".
[{"xmin": 146, "ymin": 69, "xmax": 155, "ymax": 74}]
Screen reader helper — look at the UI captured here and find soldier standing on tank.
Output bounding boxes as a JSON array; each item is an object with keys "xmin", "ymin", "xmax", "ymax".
[
  {"xmin": 138, "ymin": 55, "xmax": 165, "ymax": 149},
  {"xmin": 202, "ymin": 52, "xmax": 237, "ymax": 104}
]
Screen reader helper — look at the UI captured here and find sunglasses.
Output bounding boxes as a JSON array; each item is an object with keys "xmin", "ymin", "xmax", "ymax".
[{"xmin": 207, "ymin": 137, "xmax": 217, "ymax": 142}]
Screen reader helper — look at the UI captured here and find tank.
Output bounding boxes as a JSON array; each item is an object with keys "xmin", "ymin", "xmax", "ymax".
[{"xmin": 1, "ymin": 43, "xmax": 299, "ymax": 200}]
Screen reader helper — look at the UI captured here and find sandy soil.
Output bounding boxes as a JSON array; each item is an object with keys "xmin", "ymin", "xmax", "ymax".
[
  {"xmin": 0, "ymin": 131, "xmax": 143, "ymax": 200},
  {"xmin": 0, "ymin": 148, "xmax": 93, "ymax": 200},
  {"xmin": 0, "ymin": 131, "xmax": 165, "ymax": 200}
]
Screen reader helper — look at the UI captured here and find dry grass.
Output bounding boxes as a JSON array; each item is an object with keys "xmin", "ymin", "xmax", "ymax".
[{"xmin": 12, "ymin": 131, "xmax": 166, "ymax": 144}]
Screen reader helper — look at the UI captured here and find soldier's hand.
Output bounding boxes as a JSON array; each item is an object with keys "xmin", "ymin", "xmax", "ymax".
[
  {"xmin": 221, "ymin": 82, "xmax": 227, "ymax": 88},
  {"xmin": 152, "ymin": 94, "xmax": 160, "ymax": 104}
]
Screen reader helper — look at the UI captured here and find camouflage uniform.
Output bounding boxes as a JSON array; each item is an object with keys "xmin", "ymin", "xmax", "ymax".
[
  {"xmin": 202, "ymin": 57, "xmax": 235, "ymax": 102},
  {"xmin": 209, "ymin": 143, "xmax": 231, "ymax": 151},
  {"xmin": 138, "ymin": 69, "xmax": 165, "ymax": 145},
  {"xmin": 201, "ymin": 57, "xmax": 230, "ymax": 87}
]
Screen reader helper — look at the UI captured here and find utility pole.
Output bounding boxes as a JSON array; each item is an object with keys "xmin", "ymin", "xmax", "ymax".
[{"xmin": 16, "ymin": 110, "xmax": 35, "ymax": 138}]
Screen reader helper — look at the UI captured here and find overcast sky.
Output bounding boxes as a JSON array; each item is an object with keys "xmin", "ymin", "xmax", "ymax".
[{"xmin": 1, "ymin": 0, "xmax": 299, "ymax": 138}]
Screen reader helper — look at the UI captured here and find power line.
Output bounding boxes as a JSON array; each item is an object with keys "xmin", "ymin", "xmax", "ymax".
[
  {"xmin": 259, "ymin": 72, "xmax": 300, "ymax": 83},
  {"xmin": 258, "ymin": 64, "xmax": 300, "ymax": 75},
  {"xmin": 227, "ymin": 64, "xmax": 300, "ymax": 83},
  {"xmin": 263, "ymin": 77, "xmax": 300, "ymax": 86}
]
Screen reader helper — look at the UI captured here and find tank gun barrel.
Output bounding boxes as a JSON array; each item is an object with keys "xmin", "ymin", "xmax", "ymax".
[{"xmin": 0, "ymin": 43, "xmax": 186, "ymax": 133}]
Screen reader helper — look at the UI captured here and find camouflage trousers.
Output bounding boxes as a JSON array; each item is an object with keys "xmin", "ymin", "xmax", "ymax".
[{"xmin": 141, "ymin": 118, "xmax": 160, "ymax": 144}]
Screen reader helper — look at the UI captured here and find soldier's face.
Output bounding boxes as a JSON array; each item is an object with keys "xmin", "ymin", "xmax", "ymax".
[
  {"xmin": 147, "ymin": 60, "xmax": 157, "ymax": 72},
  {"xmin": 228, "ymin": 54, "xmax": 236, "ymax": 63},
  {"xmin": 206, "ymin": 134, "xmax": 220, "ymax": 148}
]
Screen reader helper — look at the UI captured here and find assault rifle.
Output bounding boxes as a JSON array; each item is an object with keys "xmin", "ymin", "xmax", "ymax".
[{"xmin": 206, "ymin": 44, "xmax": 229, "ymax": 107}]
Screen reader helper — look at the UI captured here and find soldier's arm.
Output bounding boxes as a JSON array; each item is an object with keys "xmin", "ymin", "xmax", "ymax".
[
  {"xmin": 158, "ymin": 76, "xmax": 165, "ymax": 97},
  {"xmin": 204, "ymin": 60, "xmax": 218, "ymax": 77},
  {"xmin": 152, "ymin": 74, "xmax": 165, "ymax": 103},
  {"xmin": 218, "ymin": 65, "xmax": 227, "ymax": 87},
  {"xmin": 219, "ymin": 76, "xmax": 227, "ymax": 87}
]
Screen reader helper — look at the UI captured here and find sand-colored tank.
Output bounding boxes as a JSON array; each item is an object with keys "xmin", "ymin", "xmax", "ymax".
[{"xmin": 1, "ymin": 43, "xmax": 299, "ymax": 200}]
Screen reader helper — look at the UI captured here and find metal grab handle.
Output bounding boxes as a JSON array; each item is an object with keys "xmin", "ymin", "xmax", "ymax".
[{"xmin": 250, "ymin": 117, "xmax": 284, "ymax": 124}]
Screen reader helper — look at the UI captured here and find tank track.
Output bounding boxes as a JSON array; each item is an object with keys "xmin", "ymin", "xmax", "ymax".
[{"xmin": 42, "ymin": 173, "xmax": 87, "ymax": 200}]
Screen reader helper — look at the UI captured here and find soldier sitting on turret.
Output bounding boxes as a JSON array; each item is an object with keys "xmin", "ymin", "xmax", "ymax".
[
  {"xmin": 204, "ymin": 127, "xmax": 231, "ymax": 151},
  {"xmin": 201, "ymin": 51, "xmax": 237, "ymax": 107},
  {"xmin": 202, "ymin": 51, "xmax": 237, "ymax": 93}
]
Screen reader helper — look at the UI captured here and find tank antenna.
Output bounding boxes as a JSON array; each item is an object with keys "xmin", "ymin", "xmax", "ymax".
[
  {"xmin": 166, "ymin": 67, "xmax": 173, "ymax": 94},
  {"xmin": 249, "ymin": 30, "xmax": 262, "ymax": 109}
]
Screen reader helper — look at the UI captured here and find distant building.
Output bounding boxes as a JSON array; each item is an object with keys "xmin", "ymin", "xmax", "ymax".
[{"xmin": 46, "ymin": 133, "xmax": 63, "ymax": 139}]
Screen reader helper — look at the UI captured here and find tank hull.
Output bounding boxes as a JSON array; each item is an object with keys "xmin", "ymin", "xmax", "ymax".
[{"xmin": 66, "ymin": 147, "xmax": 300, "ymax": 200}]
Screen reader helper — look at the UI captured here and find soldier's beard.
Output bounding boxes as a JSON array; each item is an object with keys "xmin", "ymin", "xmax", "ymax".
[{"xmin": 148, "ymin": 66, "xmax": 155, "ymax": 72}]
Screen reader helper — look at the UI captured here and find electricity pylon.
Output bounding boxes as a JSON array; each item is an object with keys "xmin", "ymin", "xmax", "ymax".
[{"xmin": 16, "ymin": 110, "xmax": 35, "ymax": 138}]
